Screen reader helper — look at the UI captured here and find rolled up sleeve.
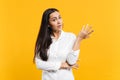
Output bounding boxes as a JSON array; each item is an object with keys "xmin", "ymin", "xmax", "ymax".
[
  {"xmin": 35, "ymin": 57, "xmax": 61, "ymax": 71},
  {"xmin": 66, "ymin": 33, "xmax": 80, "ymax": 65},
  {"xmin": 66, "ymin": 49, "xmax": 80, "ymax": 65}
]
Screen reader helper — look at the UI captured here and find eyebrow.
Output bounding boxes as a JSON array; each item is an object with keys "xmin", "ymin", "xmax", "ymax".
[{"xmin": 50, "ymin": 15, "xmax": 61, "ymax": 19}]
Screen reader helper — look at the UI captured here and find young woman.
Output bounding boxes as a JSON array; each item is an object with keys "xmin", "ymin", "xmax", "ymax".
[{"xmin": 33, "ymin": 8, "xmax": 94, "ymax": 80}]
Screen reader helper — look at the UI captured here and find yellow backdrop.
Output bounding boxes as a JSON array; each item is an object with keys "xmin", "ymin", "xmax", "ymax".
[{"xmin": 0, "ymin": 0, "xmax": 120, "ymax": 80}]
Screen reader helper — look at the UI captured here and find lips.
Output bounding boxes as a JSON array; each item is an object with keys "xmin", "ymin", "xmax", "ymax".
[{"xmin": 57, "ymin": 25, "xmax": 62, "ymax": 28}]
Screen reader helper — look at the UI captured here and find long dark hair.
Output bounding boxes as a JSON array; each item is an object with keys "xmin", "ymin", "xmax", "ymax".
[{"xmin": 33, "ymin": 8, "xmax": 59, "ymax": 62}]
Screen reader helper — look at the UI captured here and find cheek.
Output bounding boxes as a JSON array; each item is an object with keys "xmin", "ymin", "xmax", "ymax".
[
  {"xmin": 50, "ymin": 22, "xmax": 57, "ymax": 27},
  {"xmin": 60, "ymin": 19, "xmax": 63, "ymax": 23}
]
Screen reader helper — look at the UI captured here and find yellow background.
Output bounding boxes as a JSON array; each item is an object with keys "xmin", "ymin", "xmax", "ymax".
[{"xmin": 0, "ymin": 0, "xmax": 120, "ymax": 80}]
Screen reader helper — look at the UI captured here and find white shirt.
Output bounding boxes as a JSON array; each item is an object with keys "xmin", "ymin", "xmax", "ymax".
[{"xmin": 35, "ymin": 30, "xmax": 80, "ymax": 80}]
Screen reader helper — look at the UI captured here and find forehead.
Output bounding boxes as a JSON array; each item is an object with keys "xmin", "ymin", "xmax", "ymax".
[{"xmin": 49, "ymin": 11, "xmax": 60, "ymax": 18}]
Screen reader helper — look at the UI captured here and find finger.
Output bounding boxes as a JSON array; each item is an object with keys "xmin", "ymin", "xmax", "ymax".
[
  {"xmin": 72, "ymin": 64, "xmax": 79, "ymax": 67},
  {"xmin": 72, "ymin": 65, "xmax": 79, "ymax": 69},
  {"xmin": 85, "ymin": 24, "xmax": 89, "ymax": 32},
  {"xmin": 88, "ymin": 30, "xmax": 94, "ymax": 35},
  {"xmin": 81, "ymin": 25, "xmax": 85, "ymax": 32},
  {"xmin": 87, "ymin": 26, "xmax": 92, "ymax": 32},
  {"xmin": 86, "ymin": 24, "xmax": 93, "ymax": 33},
  {"xmin": 72, "ymin": 67, "xmax": 79, "ymax": 69}
]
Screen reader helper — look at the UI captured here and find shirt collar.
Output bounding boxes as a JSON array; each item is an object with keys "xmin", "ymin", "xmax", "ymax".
[{"xmin": 51, "ymin": 30, "xmax": 64, "ymax": 40}]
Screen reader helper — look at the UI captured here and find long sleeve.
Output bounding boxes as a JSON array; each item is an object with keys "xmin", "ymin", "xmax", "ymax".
[
  {"xmin": 66, "ymin": 33, "xmax": 80, "ymax": 65},
  {"xmin": 35, "ymin": 57, "xmax": 61, "ymax": 71}
]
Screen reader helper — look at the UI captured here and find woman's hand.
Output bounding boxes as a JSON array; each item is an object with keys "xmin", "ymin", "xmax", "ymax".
[
  {"xmin": 60, "ymin": 62, "xmax": 71, "ymax": 69},
  {"xmin": 72, "ymin": 24, "xmax": 94, "ymax": 50},
  {"xmin": 77, "ymin": 24, "xmax": 94, "ymax": 40},
  {"xmin": 60, "ymin": 59, "xmax": 80, "ymax": 70},
  {"xmin": 70, "ymin": 63, "xmax": 79, "ymax": 70}
]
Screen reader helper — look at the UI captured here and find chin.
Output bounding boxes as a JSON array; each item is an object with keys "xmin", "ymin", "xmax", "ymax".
[
  {"xmin": 55, "ymin": 29, "xmax": 62, "ymax": 32},
  {"xmin": 58, "ymin": 28, "xmax": 62, "ymax": 31}
]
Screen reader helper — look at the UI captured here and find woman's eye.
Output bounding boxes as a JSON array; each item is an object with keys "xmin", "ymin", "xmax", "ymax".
[
  {"xmin": 52, "ymin": 19, "xmax": 56, "ymax": 21},
  {"xmin": 59, "ymin": 16, "xmax": 61, "ymax": 19}
]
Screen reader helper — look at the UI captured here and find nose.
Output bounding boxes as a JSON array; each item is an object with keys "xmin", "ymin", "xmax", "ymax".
[{"xmin": 57, "ymin": 19, "xmax": 61, "ymax": 24}]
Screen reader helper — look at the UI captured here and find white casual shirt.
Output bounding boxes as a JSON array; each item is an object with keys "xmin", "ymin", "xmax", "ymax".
[{"xmin": 35, "ymin": 30, "xmax": 80, "ymax": 80}]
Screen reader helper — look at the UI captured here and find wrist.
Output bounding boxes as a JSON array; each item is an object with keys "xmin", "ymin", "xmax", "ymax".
[{"xmin": 76, "ymin": 37, "xmax": 83, "ymax": 42}]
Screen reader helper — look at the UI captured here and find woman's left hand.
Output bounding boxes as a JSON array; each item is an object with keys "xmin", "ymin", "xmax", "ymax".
[{"xmin": 77, "ymin": 24, "xmax": 94, "ymax": 40}]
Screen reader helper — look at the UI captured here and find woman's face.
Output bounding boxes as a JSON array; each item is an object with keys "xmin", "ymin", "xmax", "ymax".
[{"xmin": 49, "ymin": 11, "xmax": 63, "ymax": 32}]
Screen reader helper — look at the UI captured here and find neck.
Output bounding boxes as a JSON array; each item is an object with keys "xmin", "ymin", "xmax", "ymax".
[{"xmin": 52, "ymin": 30, "xmax": 61, "ymax": 39}]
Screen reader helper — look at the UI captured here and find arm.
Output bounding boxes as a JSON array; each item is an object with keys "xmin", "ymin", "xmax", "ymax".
[
  {"xmin": 35, "ymin": 57, "xmax": 75, "ymax": 71},
  {"xmin": 67, "ymin": 24, "xmax": 94, "ymax": 65},
  {"xmin": 35, "ymin": 57, "xmax": 61, "ymax": 71},
  {"xmin": 66, "ymin": 34, "xmax": 81, "ymax": 65}
]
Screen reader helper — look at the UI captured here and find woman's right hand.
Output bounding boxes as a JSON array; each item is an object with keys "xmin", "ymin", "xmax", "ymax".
[{"xmin": 60, "ymin": 62, "xmax": 70, "ymax": 69}]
